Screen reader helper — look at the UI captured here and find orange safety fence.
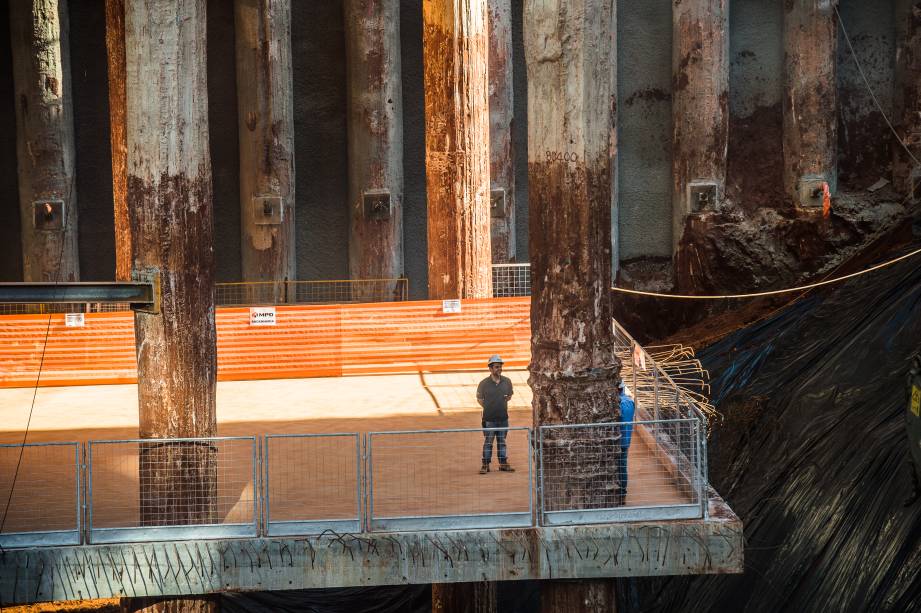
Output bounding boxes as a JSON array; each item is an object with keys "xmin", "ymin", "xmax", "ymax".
[{"xmin": 0, "ymin": 297, "xmax": 531, "ymax": 388}]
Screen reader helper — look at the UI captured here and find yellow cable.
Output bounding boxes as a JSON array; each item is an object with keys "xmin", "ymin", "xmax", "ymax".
[{"xmin": 611, "ymin": 245, "xmax": 921, "ymax": 300}]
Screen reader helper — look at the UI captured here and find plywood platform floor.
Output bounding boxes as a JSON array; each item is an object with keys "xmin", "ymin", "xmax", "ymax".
[{"xmin": 0, "ymin": 370, "xmax": 690, "ymax": 532}]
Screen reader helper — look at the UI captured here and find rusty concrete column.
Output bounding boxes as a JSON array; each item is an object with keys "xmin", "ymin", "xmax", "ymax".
[
  {"xmin": 105, "ymin": 0, "xmax": 130, "ymax": 281},
  {"xmin": 345, "ymin": 0, "xmax": 404, "ymax": 300},
  {"xmin": 487, "ymin": 0, "xmax": 515, "ymax": 263},
  {"xmin": 672, "ymin": 0, "xmax": 728, "ymax": 251},
  {"xmin": 423, "ymin": 0, "xmax": 492, "ymax": 300},
  {"xmin": 894, "ymin": 0, "xmax": 921, "ymax": 197},
  {"xmin": 122, "ymin": 1, "xmax": 216, "ymax": 611},
  {"xmin": 525, "ymin": 0, "xmax": 620, "ymax": 610},
  {"xmin": 542, "ymin": 580, "xmax": 617, "ymax": 613},
  {"xmin": 9, "ymin": 0, "xmax": 78, "ymax": 282},
  {"xmin": 235, "ymin": 0, "xmax": 295, "ymax": 302},
  {"xmin": 783, "ymin": 0, "xmax": 838, "ymax": 208},
  {"xmin": 432, "ymin": 581, "xmax": 497, "ymax": 613}
]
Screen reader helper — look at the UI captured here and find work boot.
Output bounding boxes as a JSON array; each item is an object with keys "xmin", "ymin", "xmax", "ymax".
[
  {"xmin": 479, "ymin": 462, "xmax": 490, "ymax": 474},
  {"xmin": 498, "ymin": 462, "xmax": 515, "ymax": 472}
]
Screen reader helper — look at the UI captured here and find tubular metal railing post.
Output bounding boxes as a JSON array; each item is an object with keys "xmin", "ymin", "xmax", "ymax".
[
  {"xmin": 77, "ymin": 443, "xmax": 84, "ymax": 545},
  {"xmin": 354, "ymin": 433, "xmax": 362, "ymax": 531},
  {"xmin": 367, "ymin": 432, "xmax": 374, "ymax": 532},
  {"xmin": 86, "ymin": 442, "xmax": 94, "ymax": 544},
  {"xmin": 255, "ymin": 436, "xmax": 263, "ymax": 536},
  {"xmin": 538, "ymin": 426, "xmax": 545, "ymax": 525},
  {"xmin": 527, "ymin": 427, "xmax": 534, "ymax": 524},
  {"xmin": 699, "ymin": 418, "xmax": 709, "ymax": 519}
]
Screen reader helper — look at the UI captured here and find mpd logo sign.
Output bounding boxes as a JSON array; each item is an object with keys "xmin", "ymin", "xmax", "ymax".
[{"xmin": 249, "ymin": 306, "xmax": 277, "ymax": 326}]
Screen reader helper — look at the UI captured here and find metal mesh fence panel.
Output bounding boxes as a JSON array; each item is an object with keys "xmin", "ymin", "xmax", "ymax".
[
  {"xmin": 0, "ymin": 303, "xmax": 126, "ymax": 315},
  {"xmin": 0, "ymin": 442, "xmax": 80, "ymax": 547},
  {"xmin": 87, "ymin": 437, "xmax": 257, "ymax": 544},
  {"xmin": 539, "ymin": 419, "xmax": 703, "ymax": 525},
  {"xmin": 367, "ymin": 427, "xmax": 532, "ymax": 531},
  {"xmin": 492, "ymin": 264, "xmax": 531, "ymax": 297},
  {"xmin": 264, "ymin": 433, "xmax": 361, "ymax": 535},
  {"xmin": 215, "ymin": 279, "xmax": 408, "ymax": 306}
]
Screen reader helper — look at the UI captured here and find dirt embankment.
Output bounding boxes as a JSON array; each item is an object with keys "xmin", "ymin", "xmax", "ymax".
[{"xmin": 615, "ymin": 102, "xmax": 913, "ymax": 345}]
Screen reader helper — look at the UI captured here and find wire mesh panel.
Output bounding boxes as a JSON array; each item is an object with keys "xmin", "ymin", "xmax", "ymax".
[
  {"xmin": 539, "ymin": 420, "xmax": 703, "ymax": 525},
  {"xmin": 492, "ymin": 263, "xmax": 531, "ymax": 297},
  {"xmin": 0, "ymin": 442, "xmax": 81, "ymax": 548},
  {"xmin": 0, "ymin": 303, "xmax": 119, "ymax": 315},
  {"xmin": 215, "ymin": 279, "xmax": 408, "ymax": 306},
  {"xmin": 367, "ymin": 427, "xmax": 532, "ymax": 532},
  {"xmin": 87, "ymin": 437, "xmax": 257, "ymax": 544},
  {"xmin": 264, "ymin": 433, "xmax": 361, "ymax": 535}
]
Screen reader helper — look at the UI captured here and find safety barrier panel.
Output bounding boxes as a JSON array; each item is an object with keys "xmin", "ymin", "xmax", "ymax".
[
  {"xmin": 264, "ymin": 433, "xmax": 361, "ymax": 536},
  {"xmin": 366, "ymin": 427, "xmax": 533, "ymax": 532},
  {"xmin": 492, "ymin": 263, "xmax": 531, "ymax": 297},
  {"xmin": 537, "ymin": 420, "xmax": 704, "ymax": 526},
  {"xmin": 0, "ymin": 442, "xmax": 81, "ymax": 548},
  {"xmin": 0, "ymin": 416, "xmax": 707, "ymax": 547},
  {"xmin": 0, "ymin": 297, "xmax": 531, "ymax": 388},
  {"xmin": 86, "ymin": 437, "xmax": 258, "ymax": 544}
]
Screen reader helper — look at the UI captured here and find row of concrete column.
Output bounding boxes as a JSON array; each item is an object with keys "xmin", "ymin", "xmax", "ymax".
[
  {"xmin": 19, "ymin": 1, "xmax": 913, "ymax": 290},
  {"xmin": 10, "ymin": 0, "xmax": 921, "ymax": 297},
  {"xmin": 10, "ymin": 0, "xmax": 518, "ymax": 292}
]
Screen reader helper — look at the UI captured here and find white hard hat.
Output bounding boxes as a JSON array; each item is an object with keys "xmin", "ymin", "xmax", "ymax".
[{"xmin": 487, "ymin": 354, "xmax": 504, "ymax": 366}]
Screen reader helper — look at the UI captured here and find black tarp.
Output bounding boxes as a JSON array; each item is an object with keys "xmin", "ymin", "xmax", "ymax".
[
  {"xmin": 220, "ymin": 586, "xmax": 431, "ymax": 613},
  {"xmin": 638, "ymin": 246, "xmax": 921, "ymax": 612},
  {"xmin": 218, "ymin": 580, "xmax": 540, "ymax": 612}
]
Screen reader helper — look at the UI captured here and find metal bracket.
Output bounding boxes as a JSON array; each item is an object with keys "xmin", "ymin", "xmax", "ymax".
[
  {"xmin": 490, "ymin": 188, "xmax": 507, "ymax": 218},
  {"xmin": 687, "ymin": 181, "xmax": 718, "ymax": 212},
  {"xmin": 797, "ymin": 175, "xmax": 827, "ymax": 208},
  {"xmin": 131, "ymin": 270, "xmax": 161, "ymax": 314},
  {"xmin": 253, "ymin": 195, "xmax": 283, "ymax": 225},
  {"xmin": 32, "ymin": 199, "xmax": 65, "ymax": 231},
  {"xmin": 363, "ymin": 190, "xmax": 391, "ymax": 221}
]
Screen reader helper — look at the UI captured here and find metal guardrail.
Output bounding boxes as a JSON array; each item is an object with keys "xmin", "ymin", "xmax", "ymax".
[
  {"xmin": 538, "ymin": 420, "xmax": 704, "ymax": 526},
  {"xmin": 0, "ymin": 442, "xmax": 81, "ymax": 548},
  {"xmin": 613, "ymin": 319, "xmax": 711, "ymax": 498},
  {"xmin": 366, "ymin": 427, "xmax": 533, "ymax": 532},
  {"xmin": 86, "ymin": 437, "xmax": 258, "ymax": 544},
  {"xmin": 1, "ymin": 417, "xmax": 706, "ymax": 547},
  {"xmin": 264, "ymin": 433, "xmax": 361, "ymax": 536}
]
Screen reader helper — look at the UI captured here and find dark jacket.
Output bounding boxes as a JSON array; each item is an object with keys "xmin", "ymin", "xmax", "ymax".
[{"xmin": 477, "ymin": 375, "xmax": 513, "ymax": 421}]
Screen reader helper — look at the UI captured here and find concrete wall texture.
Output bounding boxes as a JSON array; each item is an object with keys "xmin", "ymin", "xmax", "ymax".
[{"xmin": 0, "ymin": 0, "xmax": 902, "ymax": 295}]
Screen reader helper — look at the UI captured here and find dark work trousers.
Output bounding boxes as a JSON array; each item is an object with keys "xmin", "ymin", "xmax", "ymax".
[{"xmin": 482, "ymin": 420, "xmax": 509, "ymax": 464}]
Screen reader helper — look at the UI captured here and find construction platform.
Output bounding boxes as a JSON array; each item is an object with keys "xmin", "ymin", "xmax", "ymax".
[{"xmin": 0, "ymin": 298, "xmax": 743, "ymax": 605}]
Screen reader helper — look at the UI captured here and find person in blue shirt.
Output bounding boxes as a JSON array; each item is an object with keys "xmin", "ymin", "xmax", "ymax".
[{"xmin": 617, "ymin": 381, "xmax": 636, "ymax": 504}]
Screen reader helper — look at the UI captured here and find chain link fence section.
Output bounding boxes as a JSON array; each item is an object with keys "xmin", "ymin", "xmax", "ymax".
[
  {"xmin": 87, "ymin": 437, "xmax": 258, "ymax": 544},
  {"xmin": 215, "ymin": 278, "xmax": 408, "ymax": 306},
  {"xmin": 538, "ymin": 419, "xmax": 704, "ymax": 525},
  {"xmin": 264, "ymin": 433, "xmax": 361, "ymax": 535},
  {"xmin": 0, "ymin": 442, "xmax": 81, "ymax": 548},
  {"xmin": 0, "ymin": 303, "xmax": 129, "ymax": 315},
  {"xmin": 367, "ymin": 427, "xmax": 533, "ymax": 532},
  {"xmin": 0, "ymin": 278, "xmax": 410, "ymax": 315},
  {"xmin": 492, "ymin": 263, "xmax": 531, "ymax": 297}
]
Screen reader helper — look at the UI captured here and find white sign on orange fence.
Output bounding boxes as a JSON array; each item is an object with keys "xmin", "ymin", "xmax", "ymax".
[
  {"xmin": 249, "ymin": 306, "xmax": 276, "ymax": 326},
  {"xmin": 442, "ymin": 299, "xmax": 462, "ymax": 313},
  {"xmin": 64, "ymin": 313, "xmax": 85, "ymax": 328}
]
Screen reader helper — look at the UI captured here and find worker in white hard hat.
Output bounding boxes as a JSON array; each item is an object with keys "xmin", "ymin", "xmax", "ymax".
[{"xmin": 476, "ymin": 354, "xmax": 515, "ymax": 474}]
